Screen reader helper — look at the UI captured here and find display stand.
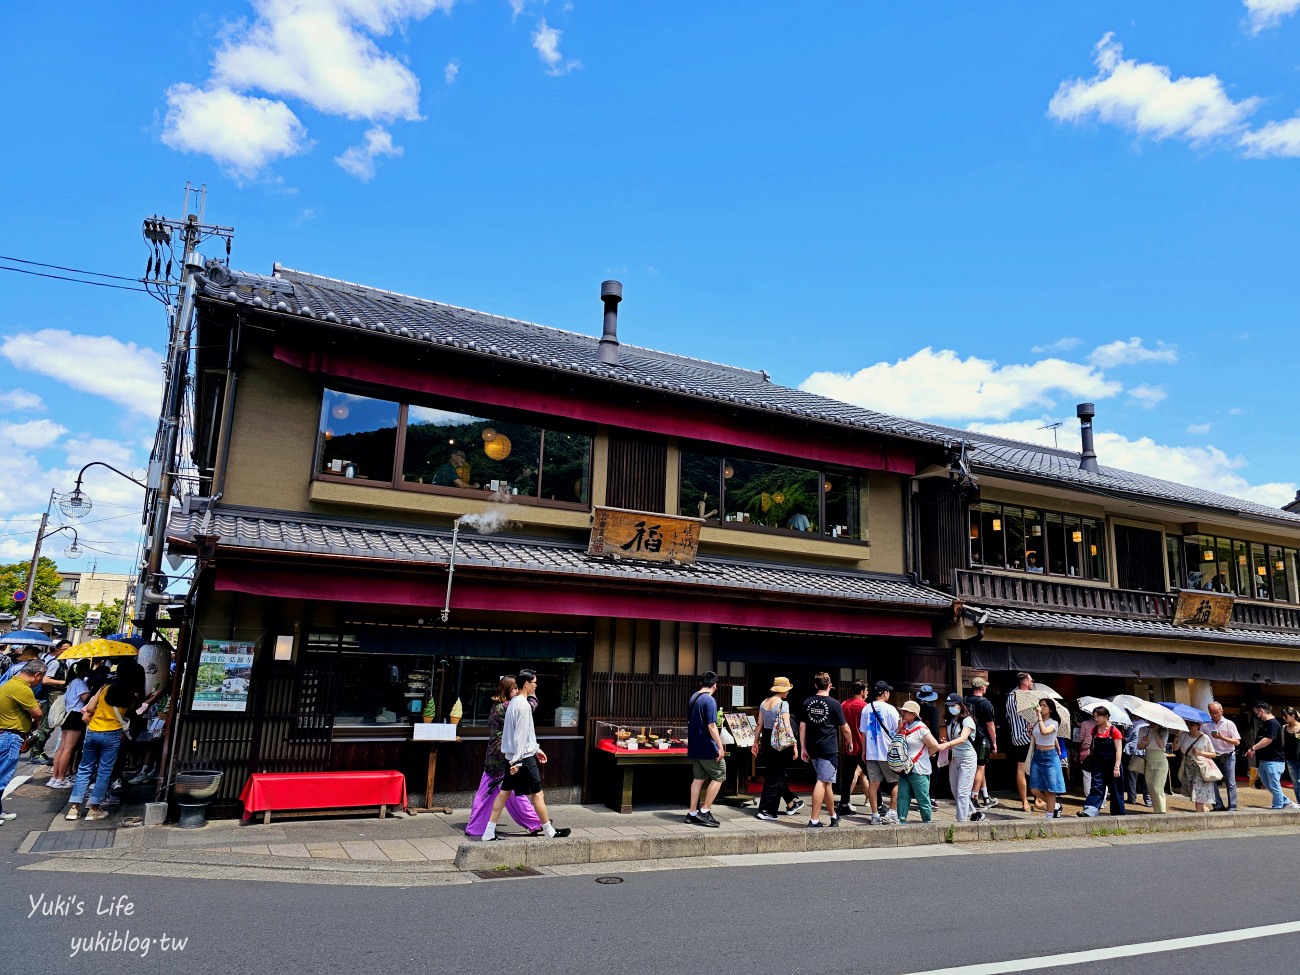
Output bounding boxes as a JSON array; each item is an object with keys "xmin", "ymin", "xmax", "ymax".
[
  {"xmin": 410, "ymin": 734, "xmax": 461, "ymax": 814},
  {"xmin": 715, "ymin": 709, "xmax": 758, "ymax": 808}
]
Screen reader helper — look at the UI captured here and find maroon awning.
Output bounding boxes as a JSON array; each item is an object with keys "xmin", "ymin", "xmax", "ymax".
[{"xmin": 214, "ymin": 563, "xmax": 934, "ymax": 638}]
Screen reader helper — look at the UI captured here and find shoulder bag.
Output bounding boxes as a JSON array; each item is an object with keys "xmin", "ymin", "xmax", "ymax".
[{"xmin": 770, "ymin": 702, "xmax": 797, "ymax": 751}]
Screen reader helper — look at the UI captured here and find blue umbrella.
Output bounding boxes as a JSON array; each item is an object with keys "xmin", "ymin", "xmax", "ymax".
[
  {"xmin": 0, "ymin": 628, "xmax": 55, "ymax": 647},
  {"xmin": 104, "ymin": 632, "xmax": 147, "ymax": 648},
  {"xmin": 1159, "ymin": 702, "xmax": 1212, "ymax": 723}
]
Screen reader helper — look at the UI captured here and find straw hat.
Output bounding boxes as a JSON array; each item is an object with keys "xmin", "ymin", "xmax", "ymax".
[
  {"xmin": 770, "ymin": 677, "xmax": 794, "ymax": 693},
  {"xmin": 899, "ymin": 700, "xmax": 922, "ymax": 716}
]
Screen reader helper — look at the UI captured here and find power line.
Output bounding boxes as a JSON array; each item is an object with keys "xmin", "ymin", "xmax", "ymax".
[
  {"xmin": 0, "ymin": 264, "xmax": 151, "ymax": 294},
  {"xmin": 0, "ymin": 254, "xmax": 144, "ymax": 282}
]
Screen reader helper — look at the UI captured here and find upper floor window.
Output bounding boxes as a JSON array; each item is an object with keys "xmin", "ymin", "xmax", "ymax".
[
  {"xmin": 679, "ymin": 451, "xmax": 865, "ymax": 542},
  {"xmin": 969, "ymin": 501, "xmax": 1106, "ymax": 581},
  {"xmin": 1170, "ymin": 533, "xmax": 1300, "ymax": 603},
  {"xmin": 317, "ymin": 389, "xmax": 591, "ymax": 507}
]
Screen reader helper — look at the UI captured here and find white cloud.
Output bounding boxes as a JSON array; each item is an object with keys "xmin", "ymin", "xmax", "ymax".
[
  {"xmin": 0, "ymin": 389, "xmax": 45, "ymax": 412},
  {"xmin": 1239, "ymin": 117, "xmax": 1300, "ymax": 158},
  {"xmin": 1244, "ymin": 0, "xmax": 1300, "ymax": 32},
  {"xmin": 800, "ymin": 347, "xmax": 1122, "ymax": 422},
  {"xmin": 1229, "ymin": 406, "xmax": 1247, "ymax": 415},
  {"xmin": 1187, "ymin": 422, "xmax": 1212, "ymax": 435},
  {"xmin": 1088, "ymin": 337, "xmax": 1178, "ymax": 368},
  {"xmin": 0, "ymin": 419, "xmax": 68, "ymax": 450},
  {"xmin": 334, "ymin": 126, "xmax": 404, "ymax": 180},
  {"xmin": 0, "ymin": 330, "xmax": 163, "ymax": 417},
  {"xmin": 532, "ymin": 18, "xmax": 580, "ymax": 76},
  {"xmin": 162, "ymin": 84, "xmax": 310, "ymax": 178},
  {"xmin": 1048, "ymin": 33, "xmax": 1259, "ymax": 145},
  {"xmin": 163, "ymin": 0, "xmax": 457, "ymax": 177},
  {"xmin": 444, "ymin": 59, "xmax": 460, "ymax": 85},
  {"xmin": 1126, "ymin": 383, "xmax": 1167, "ymax": 408},
  {"xmin": 967, "ymin": 417, "xmax": 1297, "ymax": 509},
  {"xmin": 1031, "ymin": 337, "xmax": 1081, "ymax": 354}
]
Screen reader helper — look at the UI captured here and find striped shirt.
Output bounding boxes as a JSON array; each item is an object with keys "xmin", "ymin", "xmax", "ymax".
[{"xmin": 1006, "ymin": 691, "xmax": 1032, "ymax": 746}]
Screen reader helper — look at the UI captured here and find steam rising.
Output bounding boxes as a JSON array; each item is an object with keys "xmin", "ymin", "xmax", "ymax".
[{"xmin": 454, "ymin": 489, "xmax": 515, "ymax": 534}]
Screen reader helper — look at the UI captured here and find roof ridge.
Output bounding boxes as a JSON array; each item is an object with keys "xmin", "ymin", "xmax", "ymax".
[{"xmin": 272, "ymin": 264, "xmax": 769, "ymax": 380}]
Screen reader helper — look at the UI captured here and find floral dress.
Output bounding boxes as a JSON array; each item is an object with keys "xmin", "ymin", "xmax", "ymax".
[{"xmin": 1180, "ymin": 732, "xmax": 1216, "ymax": 805}]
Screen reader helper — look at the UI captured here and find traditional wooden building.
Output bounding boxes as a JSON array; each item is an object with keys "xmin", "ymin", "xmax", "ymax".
[{"xmin": 163, "ymin": 264, "xmax": 961, "ymax": 814}]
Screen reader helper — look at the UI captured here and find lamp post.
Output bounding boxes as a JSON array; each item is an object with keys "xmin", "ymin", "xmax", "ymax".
[
  {"xmin": 18, "ymin": 491, "xmax": 82, "ymax": 629},
  {"xmin": 60, "ymin": 462, "xmax": 148, "ymax": 520}
]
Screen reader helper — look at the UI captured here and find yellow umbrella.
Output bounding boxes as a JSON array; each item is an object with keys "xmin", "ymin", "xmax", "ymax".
[{"xmin": 58, "ymin": 638, "xmax": 139, "ymax": 660}]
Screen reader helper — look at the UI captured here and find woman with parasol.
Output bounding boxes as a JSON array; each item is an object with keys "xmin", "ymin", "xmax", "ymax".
[
  {"xmin": 1077, "ymin": 705, "xmax": 1125, "ymax": 817},
  {"xmin": 1138, "ymin": 718, "xmax": 1172, "ymax": 814},
  {"xmin": 1028, "ymin": 698, "xmax": 1066, "ymax": 819},
  {"xmin": 1178, "ymin": 718, "xmax": 1218, "ymax": 813}
]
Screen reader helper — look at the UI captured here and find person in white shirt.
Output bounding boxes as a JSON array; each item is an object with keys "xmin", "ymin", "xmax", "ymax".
[
  {"xmin": 1204, "ymin": 701, "xmax": 1241, "ymax": 811},
  {"xmin": 482, "ymin": 669, "xmax": 570, "ymax": 841},
  {"xmin": 860, "ymin": 681, "xmax": 900, "ymax": 825}
]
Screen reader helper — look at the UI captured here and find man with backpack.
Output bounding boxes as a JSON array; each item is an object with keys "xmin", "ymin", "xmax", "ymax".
[
  {"xmin": 859, "ymin": 680, "xmax": 900, "ymax": 825},
  {"xmin": 965, "ymin": 676, "xmax": 998, "ymax": 816}
]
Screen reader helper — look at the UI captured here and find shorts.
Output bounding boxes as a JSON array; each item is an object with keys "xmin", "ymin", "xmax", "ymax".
[
  {"xmin": 865, "ymin": 760, "xmax": 898, "ymax": 784},
  {"xmin": 1010, "ymin": 741, "xmax": 1032, "ymax": 764},
  {"xmin": 61, "ymin": 712, "xmax": 85, "ymax": 733},
  {"xmin": 810, "ymin": 756, "xmax": 838, "ymax": 783},
  {"xmin": 502, "ymin": 755, "xmax": 543, "ymax": 796},
  {"xmin": 691, "ymin": 758, "xmax": 726, "ymax": 782}
]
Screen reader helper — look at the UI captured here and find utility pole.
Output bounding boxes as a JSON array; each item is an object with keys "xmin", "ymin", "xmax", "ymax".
[
  {"xmin": 137, "ymin": 183, "xmax": 234, "ymax": 636},
  {"xmin": 17, "ymin": 491, "xmax": 54, "ymax": 629}
]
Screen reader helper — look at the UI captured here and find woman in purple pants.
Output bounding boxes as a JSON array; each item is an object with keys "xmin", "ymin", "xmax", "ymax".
[{"xmin": 465, "ymin": 677, "xmax": 543, "ymax": 838}]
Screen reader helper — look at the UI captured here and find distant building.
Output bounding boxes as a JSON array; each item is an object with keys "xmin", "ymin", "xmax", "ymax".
[
  {"xmin": 1286, "ymin": 491, "xmax": 1300, "ymax": 515},
  {"xmin": 55, "ymin": 570, "xmax": 132, "ymax": 608}
]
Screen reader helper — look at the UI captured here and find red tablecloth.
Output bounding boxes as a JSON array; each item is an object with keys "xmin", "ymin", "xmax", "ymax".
[
  {"xmin": 239, "ymin": 770, "xmax": 407, "ymax": 820},
  {"xmin": 596, "ymin": 738, "xmax": 689, "ymax": 756}
]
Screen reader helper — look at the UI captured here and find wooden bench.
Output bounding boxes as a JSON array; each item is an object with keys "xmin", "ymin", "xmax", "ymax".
[{"xmin": 238, "ymin": 770, "xmax": 407, "ymax": 824}]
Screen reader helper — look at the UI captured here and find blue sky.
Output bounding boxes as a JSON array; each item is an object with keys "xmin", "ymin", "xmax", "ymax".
[{"xmin": 2, "ymin": 1, "xmax": 1298, "ymax": 574}]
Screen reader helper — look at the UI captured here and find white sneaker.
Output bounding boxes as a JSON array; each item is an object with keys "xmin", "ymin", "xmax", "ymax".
[
  {"xmin": 0, "ymin": 812, "xmax": 16, "ymax": 822},
  {"xmin": 870, "ymin": 813, "xmax": 882, "ymax": 825},
  {"xmin": 883, "ymin": 811, "xmax": 900, "ymax": 825}
]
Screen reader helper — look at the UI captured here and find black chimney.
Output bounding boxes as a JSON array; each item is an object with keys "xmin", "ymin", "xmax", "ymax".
[
  {"xmin": 1077, "ymin": 403, "xmax": 1099, "ymax": 473},
  {"xmin": 597, "ymin": 280, "xmax": 622, "ymax": 365}
]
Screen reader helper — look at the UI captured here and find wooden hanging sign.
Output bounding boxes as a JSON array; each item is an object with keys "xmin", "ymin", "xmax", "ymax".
[
  {"xmin": 1171, "ymin": 590, "xmax": 1235, "ymax": 629},
  {"xmin": 588, "ymin": 506, "xmax": 702, "ymax": 564}
]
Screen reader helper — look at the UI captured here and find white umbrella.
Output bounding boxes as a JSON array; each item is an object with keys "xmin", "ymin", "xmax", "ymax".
[
  {"xmin": 1110, "ymin": 694, "xmax": 1188, "ymax": 732},
  {"xmin": 1031, "ymin": 681, "xmax": 1066, "ymax": 701},
  {"xmin": 1077, "ymin": 696, "xmax": 1133, "ymax": 727}
]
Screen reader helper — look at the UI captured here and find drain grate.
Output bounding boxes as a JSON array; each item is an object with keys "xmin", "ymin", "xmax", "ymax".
[
  {"xmin": 594, "ymin": 876, "xmax": 624, "ymax": 885},
  {"xmin": 30, "ymin": 830, "xmax": 117, "ymax": 853},
  {"xmin": 472, "ymin": 867, "xmax": 543, "ymax": 879}
]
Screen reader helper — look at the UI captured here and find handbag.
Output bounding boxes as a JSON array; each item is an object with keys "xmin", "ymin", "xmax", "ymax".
[
  {"xmin": 1128, "ymin": 755, "xmax": 1146, "ymax": 775},
  {"xmin": 770, "ymin": 705, "xmax": 797, "ymax": 751}
]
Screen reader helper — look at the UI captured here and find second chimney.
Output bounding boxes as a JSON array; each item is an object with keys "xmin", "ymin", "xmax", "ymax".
[
  {"xmin": 1077, "ymin": 403, "xmax": 1099, "ymax": 473},
  {"xmin": 597, "ymin": 280, "xmax": 622, "ymax": 365}
]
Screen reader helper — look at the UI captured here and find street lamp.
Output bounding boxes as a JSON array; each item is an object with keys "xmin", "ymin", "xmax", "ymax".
[
  {"xmin": 60, "ymin": 461, "xmax": 148, "ymax": 520},
  {"xmin": 17, "ymin": 498, "xmax": 80, "ymax": 628}
]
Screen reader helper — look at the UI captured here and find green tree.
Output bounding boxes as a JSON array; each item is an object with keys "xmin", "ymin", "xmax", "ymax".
[
  {"xmin": 44, "ymin": 598, "xmax": 85, "ymax": 629},
  {"xmin": 0, "ymin": 557, "xmax": 64, "ymax": 617},
  {"xmin": 93, "ymin": 600, "xmax": 124, "ymax": 637}
]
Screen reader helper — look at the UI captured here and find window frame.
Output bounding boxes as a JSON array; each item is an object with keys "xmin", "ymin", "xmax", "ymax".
[
  {"xmin": 313, "ymin": 387, "xmax": 594, "ymax": 512},
  {"xmin": 967, "ymin": 501, "xmax": 1107, "ymax": 581}
]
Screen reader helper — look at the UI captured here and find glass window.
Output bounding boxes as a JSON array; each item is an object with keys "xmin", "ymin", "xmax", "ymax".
[
  {"xmin": 1045, "ymin": 512, "xmax": 1067, "ymax": 575},
  {"xmin": 1230, "ymin": 538, "xmax": 1250, "ymax": 596},
  {"xmin": 1289, "ymin": 550, "xmax": 1300, "ymax": 604},
  {"xmin": 1183, "ymin": 534, "xmax": 1214, "ymax": 589},
  {"xmin": 1064, "ymin": 516, "xmax": 1084, "ymax": 577},
  {"xmin": 400, "ymin": 405, "xmax": 590, "ymax": 504},
  {"xmin": 318, "ymin": 390, "xmax": 400, "ymax": 482},
  {"xmin": 679, "ymin": 450, "xmax": 862, "ymax": 540},
  {"xmin": 1166, "ymin": 534, "xmax": 1183, "ymax": 591},
  {"xmin": 979, "ymin": 503, "xmax": 1005, "ymax": 568},
  {"xmin": 969, "ymin": 506, "xmax": 983, "ymax": 565},
  {"xmin": 1212, "ymin": 537, "xmax": 1235, "ymax": 594},
  {"xmin": 1250, "ymin": 542, "xmax": 1271, "ymax": 600},
  {"xmin": 1268, "ymin": 546, "xmax": 1291, "ymax": 603},
  {"xmin": 1083, "ymin": 518, "xmax": 1106, "ymax": 580},
  {"xmin": 1005, "ymin": 506, "xmax": 1026, "ymax": 570},
  {"xmin": 1023, "ymin": 508, "xmax": 1044, "ymax": 573}
]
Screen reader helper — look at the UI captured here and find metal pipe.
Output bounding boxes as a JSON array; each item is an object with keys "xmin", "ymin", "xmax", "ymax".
[
  {"xmin": 597, "ymin": 280, "xmax": 622, "ymax": 365},
  {"xmin": 1077, "ymin": 403, "xmax": 1099, "ymax": 473},
  {"xmin": 440, "ymin": 522, "xmax": 461, "ymax": 622}
]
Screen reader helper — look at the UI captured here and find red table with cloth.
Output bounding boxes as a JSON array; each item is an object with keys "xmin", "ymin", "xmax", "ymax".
[{"xmin": 239, "ymin": 770, "xmax": 408, "ymax": 822}]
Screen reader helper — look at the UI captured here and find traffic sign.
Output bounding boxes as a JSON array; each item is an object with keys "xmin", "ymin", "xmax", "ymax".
[{"xmin": 12, "ymin": 590, "xmax": 26, "ymax": 603}]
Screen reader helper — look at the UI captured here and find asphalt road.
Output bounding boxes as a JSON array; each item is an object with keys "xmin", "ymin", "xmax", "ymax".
[{"xmin": 4, "ymin": 779, "xmax": 1300, "ymax": 975}]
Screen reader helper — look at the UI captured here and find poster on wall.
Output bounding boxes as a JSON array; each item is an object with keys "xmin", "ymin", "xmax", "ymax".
[{"xmin": 193, "ymin": 640, "xmax": 256, "ymax": 712}]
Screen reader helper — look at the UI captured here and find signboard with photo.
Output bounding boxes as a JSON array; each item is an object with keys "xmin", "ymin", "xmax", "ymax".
[{"xmin": 193, "ymin": 640, "xmax": 256, "ymax": 712}]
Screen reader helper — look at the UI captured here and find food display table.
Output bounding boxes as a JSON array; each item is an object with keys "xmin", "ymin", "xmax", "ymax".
[
  {"xmin": 239, "ymin": 770, "xmax": 408, "ymax": 824},
  {"xmin": 593, "ymin": 738, "xmax": 691, "ymax": 813}
]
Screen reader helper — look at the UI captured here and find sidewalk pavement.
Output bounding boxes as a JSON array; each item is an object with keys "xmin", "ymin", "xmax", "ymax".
[{"xmin": 12, "ymin": 761, "xmax": 1300, "ymax": 882}]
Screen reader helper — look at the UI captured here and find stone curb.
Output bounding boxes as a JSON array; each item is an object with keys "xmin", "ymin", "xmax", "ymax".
[{"xmin": 452, "ymin": 808, "xmax": 1300, "ymax": 871}]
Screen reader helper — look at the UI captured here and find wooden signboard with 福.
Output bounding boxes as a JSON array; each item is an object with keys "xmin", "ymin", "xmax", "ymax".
[
  {"xmin": 588, "ymin": 506, "xmax": 702, "ymax": 565},
  {"xmin": 1171, "ymin": 590, "xmax": 1235, "ymax": 629}
]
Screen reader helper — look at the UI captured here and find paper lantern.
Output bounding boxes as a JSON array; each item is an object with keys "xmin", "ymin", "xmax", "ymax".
[
  {"xmin": 331, "ymin": 403, "xmax": 350, "ymax": 420},
  {"xmin": 1071, "ymin": 530, "xmax": 1083, "ymax": 543},
  {"xmin": 772, "ymin": 492, "xmax": 785, "ymax": 505},
  {"xmin": 1203, "ymin": 550, "xmax": 1214, "ymax": 561},
  {"xmin": 484, "ymin": 434, "xmax": 512, "ymax": 460},
  {"xmin": 723, "ymin": 464, "xmax": 734, "ymax": 479},
  {"xmin": 481, "ymin": 427, "xmax": 497, "ymax": 443},
  {"xmin": 323, "ymin": 429, "xmax": 334, "ymax": 440},
  {"xmin": 992, "ymin": 518, "xmax": 1002, "ymax": 532},
  {"xmin": 824, "ymin": 481, "xmax": 833, "ymax": 493}
]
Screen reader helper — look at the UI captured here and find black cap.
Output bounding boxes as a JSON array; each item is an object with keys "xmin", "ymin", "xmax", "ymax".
[
  {"xmin": 873, "ymin": 680, "xmax": 893, "ymax": 693},
  {"xmin": 945, "ymin": 692, "xmax": 963, "ymax": 705}
]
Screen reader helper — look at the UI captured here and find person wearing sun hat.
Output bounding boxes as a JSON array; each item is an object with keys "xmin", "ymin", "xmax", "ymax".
[{"xmin": 753, "ymin": 676, "xmax": 803, "ymax": 820}]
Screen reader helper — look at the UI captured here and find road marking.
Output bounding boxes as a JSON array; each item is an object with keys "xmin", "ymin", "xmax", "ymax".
[
  {"xmin": 715, "ymin": 845, "xmax": 971, "ymax": 867},
  {"xmin": 900, "ymin": 920, "xmax": 1300, "ymax": 975}
]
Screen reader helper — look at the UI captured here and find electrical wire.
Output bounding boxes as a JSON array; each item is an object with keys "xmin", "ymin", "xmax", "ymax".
[
  {"xmin": 0, "ymin": 264, "xmax": 151, "ymax": 293},
  {"xmin": 0, "ymin": 255, "xmax": 144, "ymax": 282}
]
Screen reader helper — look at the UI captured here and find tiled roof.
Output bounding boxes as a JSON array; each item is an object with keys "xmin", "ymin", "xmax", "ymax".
[
  {"xmin": 984, "ymin": 605, "xmax": 1300, "ymax": 650},
  {"xmin": 194, "ymin": 262, "xmax": 1300, "ymax": 529},
  {"xmin": 170, "ymin": 506, "xmax": 954, "ymax": 611}
]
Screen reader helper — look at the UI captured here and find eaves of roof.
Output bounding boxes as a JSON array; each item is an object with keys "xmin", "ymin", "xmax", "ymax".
[{"xmin": 984, "ymin": 605, "xmax": 1300, "ymax": 650}]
